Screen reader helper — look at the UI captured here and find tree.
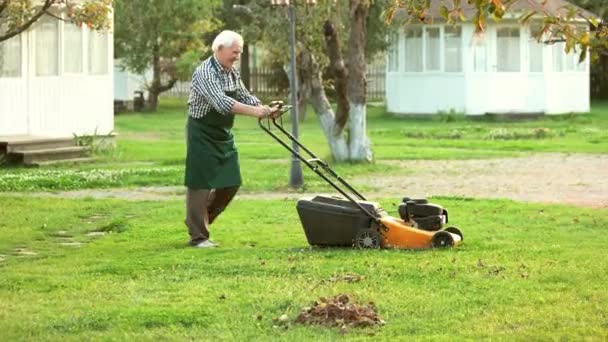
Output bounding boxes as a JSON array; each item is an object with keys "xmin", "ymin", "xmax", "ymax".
[
  {"xmin": 0, "ymin": 0, "xmax": 112, "ymax": 43},
  {"xmin": 205, "ymin": 0, "xmax": 263, "ymax": 89},
  {"xmin": 571, "ymin": 0, "xmax": 608, "ymax": 98},
  {"xmin": 226, "ymin": 0, "xmax": 393, "ymax": 162},
  {"xmin": 114, "ymin": 0, "xmax": 221, "ymax": 111}
]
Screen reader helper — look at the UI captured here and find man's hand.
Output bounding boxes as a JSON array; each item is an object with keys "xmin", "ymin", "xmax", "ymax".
[
  {"xmin": 268, "ymin": 105, "xmax": 282, "ymax": 119},
  {"xmin": 267, "ymin": 100, "xmax": 284, "ymax": 119},
  {"xmin": 255, "ymin": 103, "xmax": 283, "ymax": 119}
]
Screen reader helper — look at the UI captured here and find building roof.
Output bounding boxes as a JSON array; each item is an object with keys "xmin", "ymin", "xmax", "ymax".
[{"xmin": 394, "ymin": 0, "xmax": 598, "ymax": 23}]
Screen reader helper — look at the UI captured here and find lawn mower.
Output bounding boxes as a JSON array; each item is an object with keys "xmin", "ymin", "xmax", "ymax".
[{"xmin": 259, "ymin": 103, "xmax": 463, "ymax": 249}]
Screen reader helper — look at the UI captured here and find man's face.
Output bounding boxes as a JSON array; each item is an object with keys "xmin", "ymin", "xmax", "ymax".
[{"xmin": 217, "ymin": 42, "xmax": 242, "ymax": 69}]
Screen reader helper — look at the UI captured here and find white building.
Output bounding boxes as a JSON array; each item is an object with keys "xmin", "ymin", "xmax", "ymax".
[
  {"xmin": 0, "ymin": 11, "xmax": 113, "ymax": 137},
  {"xmin": 114, "ymin": 59, "xmax": 151, "ymax": 111},
  {"xmin": 386, "ymin": 0, "xmax": 596, "ymax": 115}
]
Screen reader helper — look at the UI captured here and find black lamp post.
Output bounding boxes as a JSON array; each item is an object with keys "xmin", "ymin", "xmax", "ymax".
[{"xmin": 271, "ymin": 0, "xmax": 316, "ymax": 188}]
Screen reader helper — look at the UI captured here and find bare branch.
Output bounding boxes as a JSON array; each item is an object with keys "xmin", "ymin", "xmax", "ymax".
[
  {"xmin": 158, "ymin": 78, "xmax": 178, "ymax": 93},
  {"xmin": 44, "ymin": 10, "xmax": 70, "ymax": 23},
  {"xmin": 0, "ymin": 0, "xmax": 56, "ymax": 43},
  {"xmin": 543, "ymin": 38, "xmax": 566, "ymax": 44}
]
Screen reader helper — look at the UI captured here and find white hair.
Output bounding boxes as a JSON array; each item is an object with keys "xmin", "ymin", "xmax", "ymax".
[{"xmin": 212, "ymin": 30, "xmax": 244, "ymax": 52}]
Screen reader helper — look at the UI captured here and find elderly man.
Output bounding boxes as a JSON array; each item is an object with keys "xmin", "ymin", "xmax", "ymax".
[{"xmin": 185, "ymin": 30, "xmax": 277, "ymax": 248}]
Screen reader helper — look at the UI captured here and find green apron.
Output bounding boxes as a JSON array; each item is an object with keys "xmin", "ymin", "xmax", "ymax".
[{"xmin": 185, "ymin": 91, "xmax": 241, "ymax": 189}]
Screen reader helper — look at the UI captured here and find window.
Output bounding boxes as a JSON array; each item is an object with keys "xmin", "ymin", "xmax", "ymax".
[
  {"xmin": 388, "ymin": 33, "xmax": 399, "ymax": 72},
  {"xmin": 444, "ymin": 26, "xmax": 462, "ymax": 72},
  {"xmin": 89, "ymin": 30, "xmax": 108, "ymax": 75},
  {"xmin": 565, "ymin": 48, "xmax": 577, "ymax": 71},
  {"xmin": 497, "ymin": 27, "xmax": 520, "ymax": 72},
  {"xmin": 577, "ymin": 49, "xmax": 588, "ymax": 72},
  {"xmin": 404, "ymin": 27, "xmax": 422, "ymax": 72},
  {"xmin": 0, "ymin": 35, "xmax": 21, "ymax": 77},
  {"xmin": 36, "ymin": 16, "xmax": 59, "ymax": 76},
  {"xmin": 575, "ymin": 25, "xmax": 589, "ymax": 72},
  {"xmin": 64, "ymin": 23, "xmax": 83, "ymax": 73},
  {"xmin": 529, "ymin": 25, "xmax": 543, "ymax": 72},
  {"xmin": 425, "ymin": 27, "xmax": 440, "ymax": 71},
  {"xmin": 553, "ymin": 43, "xmax": 587, "ymax": 72},
  {"xmin": 552, "ymin": 44, "xmax": 564, "ymax": 72},
  {"xmin": 472, "ymin": 33, "xmax": 487, "ymax": 72}
]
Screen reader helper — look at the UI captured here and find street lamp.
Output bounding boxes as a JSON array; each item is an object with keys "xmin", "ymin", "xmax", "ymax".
[{"xmin": 271, "ymin": 0, "xmax": 316, "ymax": 189}]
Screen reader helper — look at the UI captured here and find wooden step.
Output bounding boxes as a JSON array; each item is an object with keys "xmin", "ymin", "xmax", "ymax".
[
  {"xmin": 11, "ymin": 146, "xmax": 91, "ymax": 165},
  {"xmin": 1, "ymin": 136, "xmax": 75, "ymax": 153}
]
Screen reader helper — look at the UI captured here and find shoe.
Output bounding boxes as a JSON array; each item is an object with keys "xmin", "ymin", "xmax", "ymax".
[{"xmin": 193, "ymin": 239, "xmax": 218, "ymax": 248}]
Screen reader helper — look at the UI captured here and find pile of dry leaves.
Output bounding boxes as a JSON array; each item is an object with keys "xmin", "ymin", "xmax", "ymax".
[{"xmin": 295, "ymin": 294, "xmax": 385, "ymax": 328}]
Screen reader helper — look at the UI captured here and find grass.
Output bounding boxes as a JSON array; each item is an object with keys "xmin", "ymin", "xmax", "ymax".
[
  {"xmin": 1, "ymin": 98, "xmax": 607, "ymax": 192},
  {"xmin": 0, "ymin": 195, "xmax": 607, "ymax": 340},
  {"xmin": 1, "ymin": 97, "xmax": 607, "ymax": 339}
]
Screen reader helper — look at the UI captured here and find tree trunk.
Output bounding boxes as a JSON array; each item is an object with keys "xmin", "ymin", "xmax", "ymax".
[
  {"xmin": 297, "ymin": 46, "xmax": 313, "ymax": 122},
  {"xmin": 241, "ymin": 43, "xmax": 251, "ymax": 89},
  {"xmin": 323, "ymin": 19, "xmax": 349, "ymax": 131},
  {"xmin": 146, "ymin": 43, "xmax": 177, "ymax": 111},
  {"xmin": 346, "ymin": 0, "xmax": 373, "ymax": 162},
  {"xmin": 147, "ymin": 44, "xmax": 162, "ymax": 111},
  {"xmin": 304, "ymin": 48, "xmax": 349, "ymax": 161}
]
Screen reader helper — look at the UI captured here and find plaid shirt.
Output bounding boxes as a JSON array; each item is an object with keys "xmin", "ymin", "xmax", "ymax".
[{"xmin": 187, "ymin": 55, "xmax": 261, "ymax": 118}]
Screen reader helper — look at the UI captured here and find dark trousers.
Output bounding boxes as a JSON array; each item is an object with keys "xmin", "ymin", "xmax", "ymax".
[{"xmin": 185, "ymin": 186, "xmax": 239, "ymax": 244}]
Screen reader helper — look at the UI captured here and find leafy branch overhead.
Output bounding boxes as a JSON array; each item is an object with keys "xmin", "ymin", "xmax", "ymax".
[
  {"xmin": 0, "ymin": 0, "xmax": 113, "ymax": 42},
  {"xmin": 384, "ymin": 0, "xmax": 608, "ymax": 62}
]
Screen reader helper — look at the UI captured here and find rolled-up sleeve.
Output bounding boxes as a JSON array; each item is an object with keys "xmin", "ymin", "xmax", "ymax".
[
  {"xmin": 191, "ymin": 67, "xmax": 235, "ymax": 115},
  {"xmin": 236, "ymin": 79, "xmax": 261, "ymax": 106}
]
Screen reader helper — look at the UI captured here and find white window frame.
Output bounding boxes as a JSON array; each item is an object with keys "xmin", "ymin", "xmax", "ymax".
[
  {"xmin": 63, "ymin": 18, "xmax": 85, "ymax": 75},
  {"xmin": 399, "ymin": 25, "xmax": 464, "ymax": 74},
  {"xmin": 403, "ymin": 26, "xmax": 423, "ymax": 73},
  {"xmin": 387, "ymin": 32, "xmax": 400, "ymax": 72},
  {"xmin": 34, "ymin": 14, "xmax": 61, "ymax": 77},
  {"xmin": 551, "ymin": 43, "xmax": 586, "ymax": 73},
  {"xmin": 472, "ymin": 33, "xmax": 488, "ymax": 73},
  {"xmin": 443, "ymin": 25, "xmax": 463, "ymax": 73},
  {"xmin": 528, "ymin": 24, "xmax": 544, "ymax": 74},
  {"xmin": 496, "ymin": 26, "xmax": 522, "ymax": 73},
  {"xmin": 0, "ymin": 33, "xmax": 23, "ymax": 78},
  {"xmin": 424, "ymin": 26, "xmax": 442, "ymax": 72},
  {"xmin": 88, "ymin": 28, "xmax": 109, "ymax": 75}
]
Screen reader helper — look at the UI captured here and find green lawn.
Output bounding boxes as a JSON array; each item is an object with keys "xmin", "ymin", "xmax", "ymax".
[
  {"xmin": 1, "ymin": 195, "xmax": 607, "ymax": 340},
  {"xmin": 1, "ymin": 98, "xmax": 607, "ymax": 340},
  {"xmin": 1, "ymin": 98, "xmax": 607, "ymax": 192}
]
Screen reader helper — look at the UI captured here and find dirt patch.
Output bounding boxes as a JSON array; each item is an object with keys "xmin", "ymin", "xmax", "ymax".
[
  {"xmin": 360, "ymin": 153, "xmax": 608, "ymax": 208},
  {"xmin": 295, "ymin": 294, "xmax": 384, "ymax": 329},
  {"xmin": 8, "ymin": 153, "xmax": 608, "ymax": 208}
]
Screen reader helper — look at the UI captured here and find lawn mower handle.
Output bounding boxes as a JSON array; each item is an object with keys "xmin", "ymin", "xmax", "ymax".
[
  {"xmin": 257, "ymin": 106, "xmax": 380, "ymax": 223},
  {"xmin": 266, "ymin": 104, "xmax": 292, "ymax": 120}
]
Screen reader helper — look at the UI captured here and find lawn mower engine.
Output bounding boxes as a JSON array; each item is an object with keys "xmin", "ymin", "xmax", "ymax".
[{"xmin": 398, "ymin": 197, "xmax": 448, "ymax": 232}]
